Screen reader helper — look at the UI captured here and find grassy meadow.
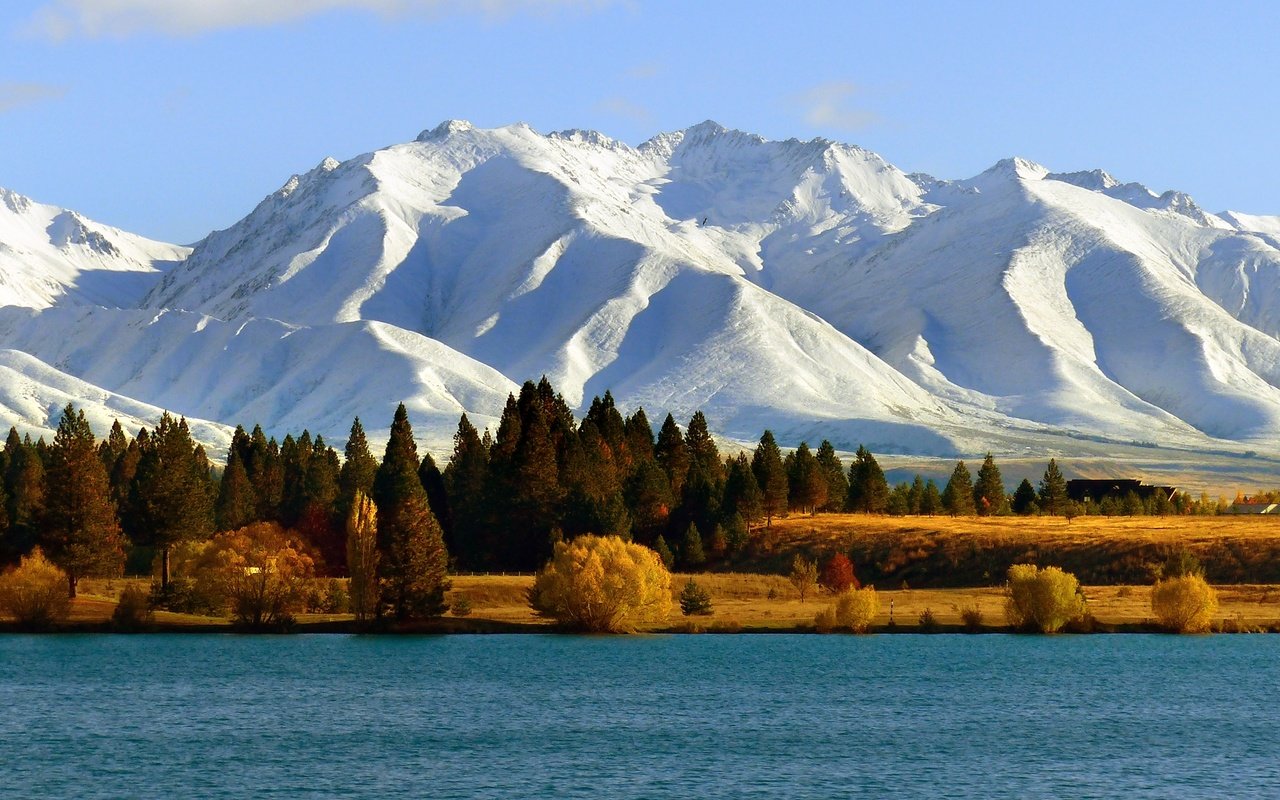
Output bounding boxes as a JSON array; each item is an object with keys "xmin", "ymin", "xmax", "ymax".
[{"xmin": 19, "ymin": 514, "xmax": 1280, "ymax": 633}]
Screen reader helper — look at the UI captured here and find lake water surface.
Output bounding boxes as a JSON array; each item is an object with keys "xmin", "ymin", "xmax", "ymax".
[{"xmin": 1, "ymin": 634, "xmax": 1277, "ymax": 798}]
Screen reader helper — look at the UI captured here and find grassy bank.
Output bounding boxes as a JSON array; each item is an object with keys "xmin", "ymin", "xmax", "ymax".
[
  {"xmin": 5, "ymin": 571, "xmax": 1274, "ymax": 634},
  {"xmin": 741, "ymin": 514, "xmax": 1280, "ymax": 586}
]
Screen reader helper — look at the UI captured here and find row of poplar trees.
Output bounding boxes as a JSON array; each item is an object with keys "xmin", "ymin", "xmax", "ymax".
[{"xmin": 0, "ymin": 378, "xmax": 1071, "ymax": 593}]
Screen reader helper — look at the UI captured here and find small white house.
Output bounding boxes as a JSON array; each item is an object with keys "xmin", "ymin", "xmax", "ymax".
[{"xmin": 1225, "ymin": 502, "xmax": 1278, "ymax": 515}]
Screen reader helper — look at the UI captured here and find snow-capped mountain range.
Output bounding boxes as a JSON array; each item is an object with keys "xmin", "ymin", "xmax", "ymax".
[{"xmin": 3, "ymin": 120, "xmax": 1280, "ymax": 467}]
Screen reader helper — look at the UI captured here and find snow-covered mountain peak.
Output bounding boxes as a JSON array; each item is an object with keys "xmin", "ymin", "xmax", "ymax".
[
  {"xmin": 7, "ymin": 121, "xmax": 1280, "ymax": 468},
  {"xmin": 417, "ymin": 119, "xmax": 476, "ymax": 141},
  {"xmin": 1047, "ymin": 168, "xmax": 1120, "ymax": 191},
  {"xmin": 974, "ymin": 156, "xmax": 1050, "ymax": 184}
]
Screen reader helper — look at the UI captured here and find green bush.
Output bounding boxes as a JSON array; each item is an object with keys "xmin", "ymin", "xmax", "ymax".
[
  {"xmin": 148, "ymin": 577, "xmax": 222, "ymax": 616},
  {"xmin": 918, "ymin": 607, "xmax": 939, "ymax": 632},
  {"xmin": 111, "ymin": 583, "xmax": 154, "ymax": 630},
  {"xmin": 679, "ymin": 579, "xmax": 713, "ymax": 616},
  {"xmin": 1005, "ymin": 564, "xmax": 1086, "ymax": 633},
  {"xmin": 813, "ymin": 605, "xmax": 837, "ymax": 633},
  {"xmin": 450, "ymin": 596, "xmax": 473, "ymax": 617},
  {"xmin": 960, "ymin": 605, "xmax": 984, "ymax": 633}
]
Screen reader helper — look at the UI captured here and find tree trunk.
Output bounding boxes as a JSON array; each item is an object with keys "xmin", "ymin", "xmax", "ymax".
[
  {"xmin": 68, "ymin": 573, "xmax": 77, "ymax": 599},
  {"xmin": 161, "ymin": 547, "xmax": 171, "ymax": 589}
]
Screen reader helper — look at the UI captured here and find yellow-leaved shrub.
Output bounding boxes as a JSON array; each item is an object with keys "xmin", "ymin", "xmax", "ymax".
[
  {"xmin": 1005, "ymin": 564, "xmax": 1086, "ymax": 633},
  {"xmin": 0, "ymin": 547, "xmax": 71, "ymax": 628},
  {"xmin": 530, "ymin": 534, "xmax": 672, "ymax": 632},
  {"xmin": 1151, "ymin": 574, "xmax": 1217, "ymax": 633},
  {"xmin": 815, "ymin": 586, "xmax": 879, "ymax": 633}
]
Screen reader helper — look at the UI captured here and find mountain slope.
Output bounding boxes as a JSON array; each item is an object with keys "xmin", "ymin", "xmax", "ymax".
[
  {"xmin": 3, "ymin": 121, "xmax": 1280, "ymax": 464},
  {"xmin": 0, "ymin": 187, "xmax": 188, "ymax": 309}
]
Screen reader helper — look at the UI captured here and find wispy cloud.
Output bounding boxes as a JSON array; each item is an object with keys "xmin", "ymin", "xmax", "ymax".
[
  {"xmin": 796, "ymin": 81, "xmax": 879, "ymax": 132},
  {"xmin": 0, "ymin": 82, "xmax": 68, "ymax": 113},
  {"xmin": 596, "ymin": 95, "xmax": 651, "ymax": 124},
  {"xmin": 25, "ymin": 0, "xmax": 613, "ymax": 40},
  {"xmin": 626, "ymin": 62, "xmax": 661, "ymax": 80}
]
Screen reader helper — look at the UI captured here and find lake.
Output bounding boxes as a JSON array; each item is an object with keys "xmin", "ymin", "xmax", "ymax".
[{"xmin": 1, "ymin": 634, "xmax": 1276, "ymax": 798}]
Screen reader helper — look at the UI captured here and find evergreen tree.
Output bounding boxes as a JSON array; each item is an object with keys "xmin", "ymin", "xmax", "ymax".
[
  {"xmin": 681, "ymin": 522, "xmax": 706, "ymax": 569},
  {"xmin": 887, "ymin": 483, "xmax": 911, "ymax": 515},
  {"xmin": 42, "ymin": 405, "xmax": 125, "ymax": 597},
  {"xmin": 418, "ymin": 452, "xmax": 452, "ymax": 544},
  {"xmin": 216, "ymin": 447, "xmax": 257, "ymax": 532},
  {"xmin": 815, "ymin": 440, "xmax": 848, "ymax": 512},
  {"xmin": 623, "ymin": 458, "xmax": 673, "ymax": 544},
  {"xmin": 4, "ymin": 428, "xmax": 45, "ymax": 559},
  {"xmin": 904, "ymin": 475, "xmax": 923, "ymax": 514},
  {"xmin": 108, "ymin": 436, "xmax": 141, "ymax": 521},
  {"xmin": 683, "ymin": 411, "xmax": 724, "ymax": 486},
  {"xmin": 920, "ymin": 479, "xmax": 942, "ymax": 516},
  {"xmin": 722, "ymin": 452, "xmax": 763, "ymax": 529},
  {"xmin": 245, "ymin": 426, "xmax": 283, "ymax": 521},
  {"xmin": 846, "ymin": 445, "xmax": 889, "ymax": 514},
  {"xmin": 127, "ymin": 413, "xmax": 214, "ymax": 587},
  {"xmin": 787, "ymin": 442, "xmax": 827, "ymax": 514},
  {"xmin": 585, "ymin": 391, "xmax": 629, "ymax": 468},
  {"xmin": 942, "ymin": 460, "xmax": 976, "ymax": 516},
  {"xmin": 373, "ymin": 404, "xmax": 422, "ymax": 518},
  {"xmin": 751, "ymin": 430, "xmax": 789, "ymax": 526},
  {"xmin": 708, "ymin": 524, "xmax": 728, "ymax": 560},
  {"xmin": 654, "ymin": 414, "xmax": 690, "ymax": 498},
  {"xmin": 338, "ymin": 417, "xmax": 379, "ymax": 520},
  {"xmin": 1012, "ymin": 479, "xmax": 1038, "ymax": 515},
  {"xmin": 973, "ymin": 453, "xmax": 1006, "ymax": 516},
  {"xmin": 652, "ymin": 534, "xmax": 675, "ymax": 570},
  {"xmin": 444, "ymin": 414, "xmax": 490, "ymax": 569},
  {"xmin": 98, "ymin": 419, "xmax": 129, "ymax": 475},
  {"xmin": 506, "ymin": 396, "xmax": 564, "ymax": 569},
  {"xmin": 1038, "ymin": 458, "xmax": 1068, "ymax": 515},
  {"xmin": 380, "ymin": 492, "xmax": 450, "ymax": 620},
  {"xmin": 372, "ymin": 405, "xmax": 450, "ymax": 618},
  {"xmin": 298, "ymin": 436, "xmax": 342, "ymax": 573},
  {"xmin": 623, "ymin": 407, "xmax": 655, "ymax": 466}
]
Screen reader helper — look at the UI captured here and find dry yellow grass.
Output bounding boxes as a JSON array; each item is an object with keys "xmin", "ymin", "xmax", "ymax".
[
  {"xmin": 15, "ymin": 564, "xmax": 1279, "ymax": 632},
  {"xmin": 749, "ymin": 513, "xmax": 1280, "ymax": 586}
]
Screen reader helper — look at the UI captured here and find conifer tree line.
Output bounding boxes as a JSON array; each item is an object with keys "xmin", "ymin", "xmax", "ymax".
[{"xmin": 0, "ymin": 383, "xmax": 1223, "ymax": 595}]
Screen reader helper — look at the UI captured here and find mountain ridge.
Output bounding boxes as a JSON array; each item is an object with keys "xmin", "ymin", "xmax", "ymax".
[{"xmin": 2, "ymin": 120, "xmax": 1279, "ymax": 474}]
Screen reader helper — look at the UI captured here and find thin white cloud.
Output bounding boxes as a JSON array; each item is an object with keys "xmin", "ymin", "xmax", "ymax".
[
  {"xmin": 797, "ymin": 81, "xmax": 879, "ymax": 132},
  {"xmin": 597, "ymin": 95, "xmax": 651, "ymax": 124},
  {"xmin": 0, "ymin": 82, "xmax": 68, "ymax": 113},
  {"xmin": 25, "ymin": 0, "xmax": 613, "ymax": 40},
  {"xmin": 626, "ymin": 62, "xmax": 661, "ymax": 80}
]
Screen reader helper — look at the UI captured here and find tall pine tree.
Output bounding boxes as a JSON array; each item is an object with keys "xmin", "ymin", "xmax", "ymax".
[
  {"xmin": 127, "ymin": 413, "xmax": 214, "ymax": 587},
  {"xmin": 338, "ymin": 417, "xmax": 379, "ymax": 520},
  {"xmin": 815, "ymin": 440, "xmax": 847, "ymax": 512},
  {"xmin": 1038, "ymin": 458, "xmax": 1068, "ymax": 515},
  {"xmin": 942, "ymin": 460, "xmax": 976, "ymax": 516},
  {"xmin": 973, "ymin": 453, "xmax": 1006, "ymax": 516},
  {"xmin": 846, "ymin": 445, "xmax": 889, "ymax": 514},
  {"xmin": 43, "ymin": 405, "xmax": 125, "ymax": 597},
  {"xmin": 373, "ymin": 404, "xmax": 450, "ymax": 618},
  {"xmin": 444, "ymin": 414, "xmax": 490, "ymax": 569},
  {"xmin": 751, "ymin": 430, "xmax": 789, "ymax": 527}
]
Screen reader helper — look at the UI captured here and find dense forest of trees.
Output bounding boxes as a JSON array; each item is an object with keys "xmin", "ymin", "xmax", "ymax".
[{"xmin": 0, "ymin": 380, "xmax": 1230, "ymax": 613}]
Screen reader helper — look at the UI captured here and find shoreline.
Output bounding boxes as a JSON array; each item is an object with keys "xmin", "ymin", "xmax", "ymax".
[{"xmin": 3, "ymin": 618, "xmax": 1274, "ymax": 635}]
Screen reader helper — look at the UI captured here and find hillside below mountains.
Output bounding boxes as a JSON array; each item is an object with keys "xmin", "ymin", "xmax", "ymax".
[{"xmin": 3, "ymin": 120, "xmax": 1280, "ymax": 480}]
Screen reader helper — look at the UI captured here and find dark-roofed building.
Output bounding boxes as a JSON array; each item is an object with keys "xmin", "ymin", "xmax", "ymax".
[{"xmin": 1066, "ymin": 479, "xmax": 1176, "ymax": 504}]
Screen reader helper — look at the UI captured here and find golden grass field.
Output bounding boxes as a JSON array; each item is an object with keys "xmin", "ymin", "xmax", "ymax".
[
  {"xmin": 747, "ymin": 512, "xmax": 1280, "ymax": 586},
  {"xmin": 17, "ymin": 515, "xmax": 1279, "ymax": 633}
]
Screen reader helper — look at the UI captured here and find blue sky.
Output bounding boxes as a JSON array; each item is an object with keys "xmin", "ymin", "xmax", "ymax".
[{"xmin": 2, "ymin": 0, "xmax": 1278, "ymax": 243}]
